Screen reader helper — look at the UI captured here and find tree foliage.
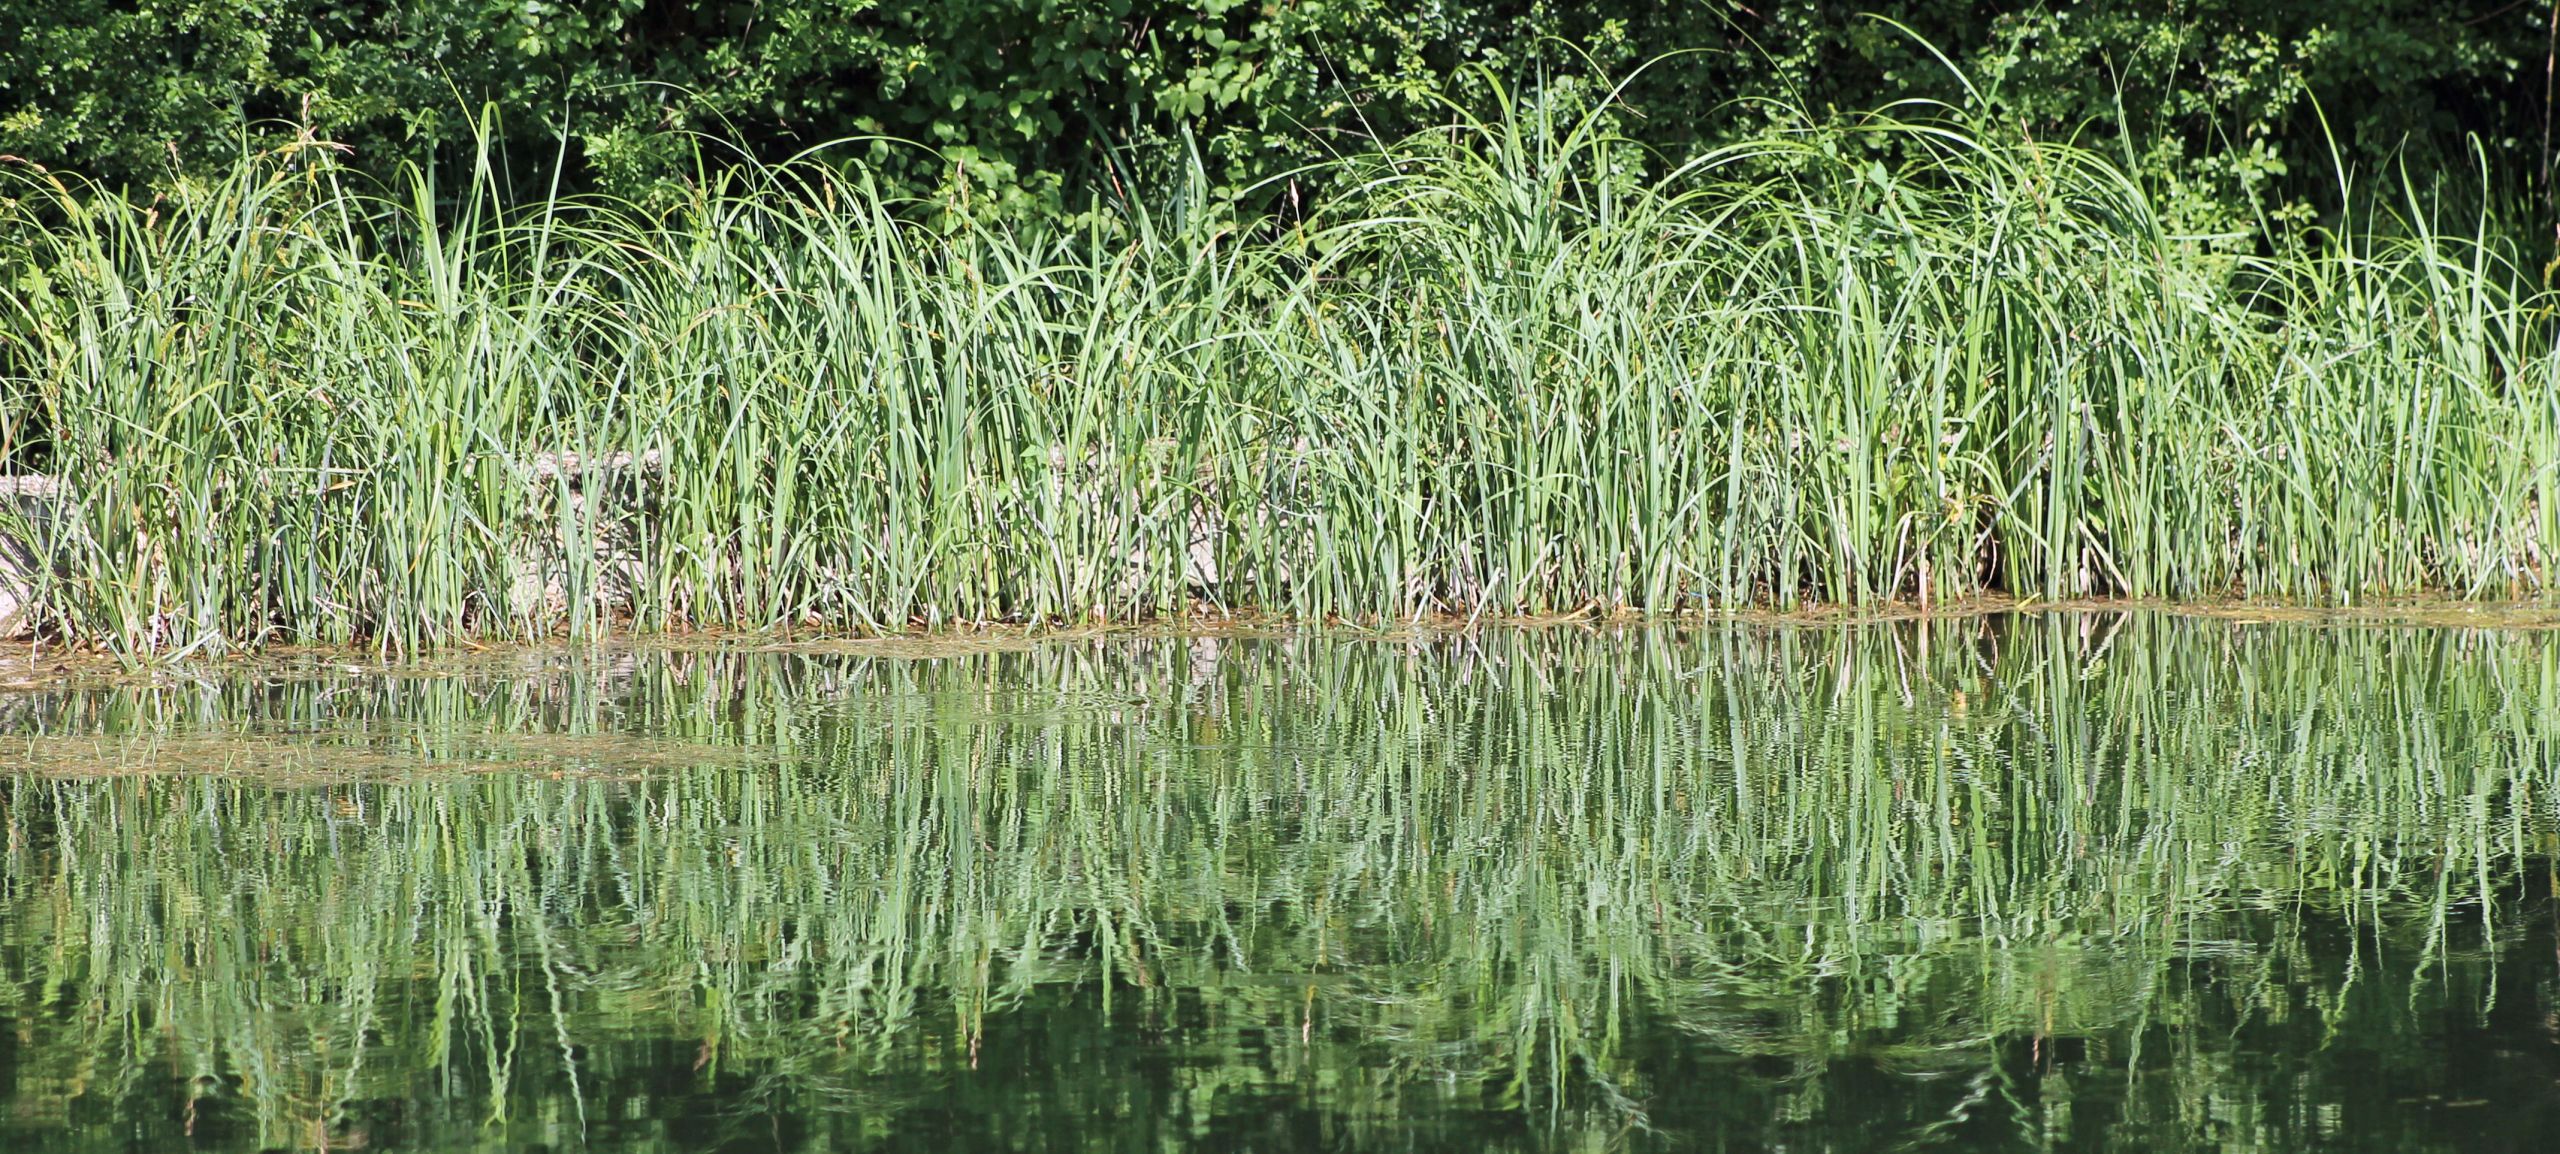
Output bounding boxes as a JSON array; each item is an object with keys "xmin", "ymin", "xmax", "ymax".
[{"xmin": 0, "ymin": 1, "xmax": 2547, "ymax": 217}]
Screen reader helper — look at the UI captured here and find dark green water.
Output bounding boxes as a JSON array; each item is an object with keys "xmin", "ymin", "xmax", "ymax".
[{"xmin": 2, "ymin": 616, "xmax": 2557, "ymax": 1152}]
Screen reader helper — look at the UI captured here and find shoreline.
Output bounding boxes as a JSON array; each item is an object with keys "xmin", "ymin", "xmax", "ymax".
[{"xmin": 4, "ymin": 594, "xmax": 2557, "ymax": 685}]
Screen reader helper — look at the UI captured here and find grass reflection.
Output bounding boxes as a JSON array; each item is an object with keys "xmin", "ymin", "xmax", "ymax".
[{"xmin": 2, "ymin": 616, "xmax": 2556, "ymax": 1151}]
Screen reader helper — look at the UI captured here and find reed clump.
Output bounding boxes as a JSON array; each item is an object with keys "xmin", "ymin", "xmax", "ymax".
[{"xmin": 3, "ymin": 92, "xmax": 2555, "ymax": 654}]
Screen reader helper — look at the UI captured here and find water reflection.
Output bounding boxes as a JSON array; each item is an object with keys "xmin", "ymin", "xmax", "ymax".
[{"xmin": 2, "ymin": 615, "xmax": 2556, "ymax": 1151}]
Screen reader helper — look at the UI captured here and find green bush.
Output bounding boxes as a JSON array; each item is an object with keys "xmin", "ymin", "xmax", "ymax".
[{"xmin": 0, "ymin": 2, "xmax": 2545, "ymax": 221}]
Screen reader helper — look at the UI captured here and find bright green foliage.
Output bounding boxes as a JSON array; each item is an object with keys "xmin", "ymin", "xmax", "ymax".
[
  {"xmin": 0, "ymin": 91, "xmax": 2553, "ymax": 653},
  {"xmin": 0, "ymin": 2, "xmax": 2545, "ymax": 219}
]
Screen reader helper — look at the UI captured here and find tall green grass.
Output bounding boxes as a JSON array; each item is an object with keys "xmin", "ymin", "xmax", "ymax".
[
  {"xmin": 4, "ymin": 92, "xmax": 2556, "ymax": 653},
  {"xmin": 1, "ymin": 619, "xmax": 2551, "ymax": 1150}
]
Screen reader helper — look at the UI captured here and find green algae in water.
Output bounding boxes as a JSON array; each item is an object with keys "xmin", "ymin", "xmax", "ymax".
[{"xmin": 2, "ymin": 615, "xmax": 2557, "ymax": 1152}]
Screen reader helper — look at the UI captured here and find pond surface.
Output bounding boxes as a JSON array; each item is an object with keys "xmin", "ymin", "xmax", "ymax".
[{"xmin": 2, "ymin": 616, "xmax": 2557, "ymax": 1152}]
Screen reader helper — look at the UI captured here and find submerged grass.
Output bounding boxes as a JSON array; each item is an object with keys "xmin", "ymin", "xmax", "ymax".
[{"xmin": 3, "ymin": 90, "xmax": 2557, "ymax": 654}]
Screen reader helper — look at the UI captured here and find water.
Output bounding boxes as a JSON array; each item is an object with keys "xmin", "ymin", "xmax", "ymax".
[{"xmin": 2, "ymin": 615, "xmax": 2556, "ymax": 1152}]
